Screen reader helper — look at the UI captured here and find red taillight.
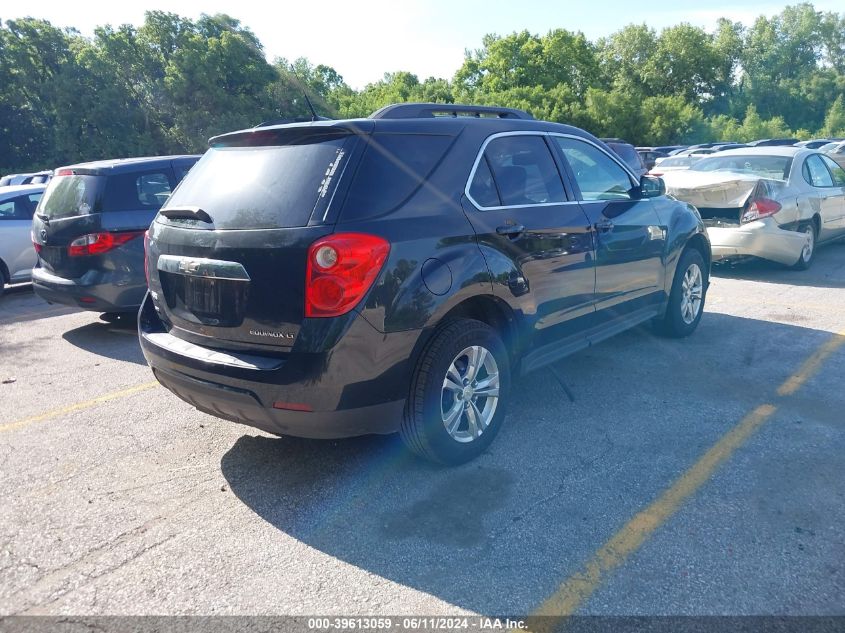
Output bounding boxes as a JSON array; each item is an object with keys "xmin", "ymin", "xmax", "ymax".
[
  {"xmin": 305, "ymin": 233, "xmax": 390, "ymax": 318},
  {"xmin": 741, "ymin": 197, "xmax": 782, "ymax": 223},
  {"xmin": 31, "ymin": 230, "xmax": 42, "ymax": 254},
  {"xmin": 143, "ymin": 230, "xmax": 150, "ymax": 286},
  {"xmin": 67, "ymin": 231, "xmax": 145, "ymax": 257},
  {"xmin": 55, "ymin": 168, "xmax": 74, "ymax": 176}
]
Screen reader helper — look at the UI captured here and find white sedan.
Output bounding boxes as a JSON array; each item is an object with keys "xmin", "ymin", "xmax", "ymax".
[
  {"xmin": 0, "ymin": 184, "xmax": 45, "ymax": 296},
  {"xmin": 661, "ymin": 147, "xmax": 845, "ymax": 269}
]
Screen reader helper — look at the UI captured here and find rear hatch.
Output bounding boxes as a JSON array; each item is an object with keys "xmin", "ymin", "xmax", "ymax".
[
  {"xmin": 146, "ymin": 123, "xmax": 369, "ymax": 352},
  {"xmin": 33, "ymin": 167, "xmax": 174, "ymax": 277},
  {"xmin": 663, "ymin": 170, "xmax": 788, "ymax": 227}
]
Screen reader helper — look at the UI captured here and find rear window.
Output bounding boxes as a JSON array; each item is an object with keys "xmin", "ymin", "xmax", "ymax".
[
  {"xmin": 692, "ymin": 155, "xmax": 792, "ymax": 180},
  {"xmin": 607, "ymin": 143, "xmax": 643, "ymax": 171},
  {"xmin": 340, "ymin": 133, "xmax": 454, "ymax": 221},
  {"xmin": 37, "ymin": 175, "xmax": 104, "ymax": 219},
  {"xmin": 163, "ymin": 135, "xmax": 353, "ymax": 229}
]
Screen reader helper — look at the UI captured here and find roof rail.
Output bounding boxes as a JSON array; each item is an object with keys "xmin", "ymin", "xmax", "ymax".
[{"xmin": 370, "ymin": 103, "xmax": 534, "ymax": 120}]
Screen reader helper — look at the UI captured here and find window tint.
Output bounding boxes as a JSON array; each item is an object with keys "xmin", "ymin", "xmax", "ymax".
[
  {"xmin": 482, "ymin": 135, "xmax": 565, "ymax": 206},
  {"xmin": 820, "ymin": 155, "xmax": 845, "ymax": 186},
  {"xmin": 102, "ymin": 170, "xmax": 172, "ymax": 212},
  {"xmin": 803, "ymin": 155, "xmax": 834, "ymax": 188},
  {"xmin": 0, "ymin": 195, "xmax": 35, "ymax": 220},
  {"xmin": 166, "ymin": 135, "xmax": 353, "ymax": 229},
  {"xmin": 468, "ymin": 157, "xmax": 501, "ymax": 207},
  {"xmin": 342, "ymin": 133, "xmax": 453, "ymax": 221},
  {"xmin": 555, "ymin": 137, "xmax": 633, "ymax": 200}
]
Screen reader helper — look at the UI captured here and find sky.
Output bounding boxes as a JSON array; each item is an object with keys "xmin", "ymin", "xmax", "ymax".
[{"xmin": 3, "ymin": 0, "xmax": 844, "ymax": 88}]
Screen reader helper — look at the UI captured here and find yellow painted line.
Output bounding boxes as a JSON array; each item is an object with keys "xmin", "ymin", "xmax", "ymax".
[
  {"xmin": 777, "ymin": 330, "xmax": 845, "ymax": 396},
  {"xmin": 532, "ymin": 327, "xmax": 845, "ymax": 624},
  {"xmin": 0, "ymin": 381, "xmax": 159, "ymax": 434},
  {"xmin": 532, "ymin": 404, "xmax": 777, "ymax": 622}
]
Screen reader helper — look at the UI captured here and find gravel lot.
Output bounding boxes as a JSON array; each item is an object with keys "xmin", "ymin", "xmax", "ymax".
[{"xmin": 1, "ymin": 243, "xmax": 844, "ymax": 617}]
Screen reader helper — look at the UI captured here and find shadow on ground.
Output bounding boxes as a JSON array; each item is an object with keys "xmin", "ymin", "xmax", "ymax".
[
  {"xmin": 220, "ymin": 312, "xmax": 841, "ymax": 614},
  {"xmin": 62, "ymin": 318, "xmax": 145, "ymax": 365}
]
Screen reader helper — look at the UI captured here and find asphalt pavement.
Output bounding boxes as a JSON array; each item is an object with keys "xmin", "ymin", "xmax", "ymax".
[{"xmin": 0, "ymin": 243, "xmax": 843, "ymax": 617}]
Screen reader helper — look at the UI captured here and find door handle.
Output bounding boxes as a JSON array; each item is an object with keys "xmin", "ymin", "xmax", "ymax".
[
  {"xmin": 594, "ymin": 218, "xmax": 614, "ymax": 232},
  {"xmin": 496, "ymin": 224, "xmax": 525, "ymax": 237}
]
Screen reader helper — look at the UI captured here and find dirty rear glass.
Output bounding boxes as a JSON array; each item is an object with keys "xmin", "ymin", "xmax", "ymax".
[
  {"xmin": 37, "ymin": 175, "xmax": 104, "ymax": 219},
  {"xmin": 163, "ymin": 133, "xmax": 354, "ymax": 229}
]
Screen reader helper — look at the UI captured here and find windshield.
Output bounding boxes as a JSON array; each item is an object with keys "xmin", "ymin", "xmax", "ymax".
[
  {"xmin": 164, "ymin": 133, "xmax": 355, "ymax": 229},
  {"xmin": 691, "ymin": 155, "xmax": 793, "ymax": 180},
  {"xmin": 36, "ymin": 174, "xmax": 104, "ymax": 219}
]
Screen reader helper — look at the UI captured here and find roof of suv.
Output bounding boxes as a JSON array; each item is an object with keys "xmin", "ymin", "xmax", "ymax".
[
  {"xmin": 56, "ymin": 155, "xmax": 200, "ymax": 175},
  {"xmin": 214, "ymin": 110, "xmax": 598, "ymax": 145}
]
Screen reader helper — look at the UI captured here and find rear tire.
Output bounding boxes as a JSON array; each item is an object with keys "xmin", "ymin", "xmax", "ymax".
[
  {"xmin": 792, "ymin": 222, "xmax": 816, "ymax": 270},
  {"xmin": 401, "ymin": 319, "xmax": 510, "ymax": 465},
  {"xmin": 655, "ymin": 247, "xmax": 707, "ymax": 338}
]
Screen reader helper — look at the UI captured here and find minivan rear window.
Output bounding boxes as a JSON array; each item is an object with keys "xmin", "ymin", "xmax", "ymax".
[
  {"xmin": 37, "ymin": 175, "xmax": 104, "ymax": 219},
  {"xmin": 162, "ymin": 135, "xmax": 354, "ymax": 229}
]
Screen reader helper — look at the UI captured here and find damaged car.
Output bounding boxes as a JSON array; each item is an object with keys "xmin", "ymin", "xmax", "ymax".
[{"xmin": 661, "ymin": 147, "xmax": 845, "ymax": 269}]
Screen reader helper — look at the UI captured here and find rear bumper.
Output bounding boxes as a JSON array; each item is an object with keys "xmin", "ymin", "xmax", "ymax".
[
  {"xmin": 31, "ymin": 266, "xmax": 146, "ymax": 312},
  {"xmin": 707, "ymin": 219, "xmax": 806, "ymax": 266},
  {"xmin": 138, "ymin": 293, "xmax": 415, "ymax": 439}
]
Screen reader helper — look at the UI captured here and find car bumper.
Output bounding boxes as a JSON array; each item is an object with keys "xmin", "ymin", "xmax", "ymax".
[
  {"xmin": 31, "ymin": 266, "xmax": 146, "ymax": 312},
  {"xmin": 138, "ymin": 293, "xmax": 413, "ymax": 439},
  {"xmin": 706, "ymin": 219, "xmax": 806, "ymax": 266}
]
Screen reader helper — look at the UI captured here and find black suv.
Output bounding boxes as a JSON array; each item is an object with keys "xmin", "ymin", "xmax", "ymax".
[
  {"xmin": 140, "ymin": 104, "xmax": 710, "ymax": 464},
  {"xmin": 32, "ymin": 155, "xmax": 199, "ymax": 316}
]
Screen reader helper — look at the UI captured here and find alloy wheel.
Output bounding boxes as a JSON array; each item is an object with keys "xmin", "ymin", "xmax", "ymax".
[
  {"xmin": 440, "ymin": 345, "xmax": 500, "ymax": 443},
  {"xmin": 680, "ymin": 263, "xmax": 704, "ymax": 325}
]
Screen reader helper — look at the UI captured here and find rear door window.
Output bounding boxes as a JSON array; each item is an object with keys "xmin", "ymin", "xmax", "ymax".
[
  {"xmin": 0, "ymin": 196, "xmax": 34, "ymax": 220},
  {"xmin": 468, "ymin": 157, "xmax": 501, "ymax": 207},
  {"xmin": 803, "ymin": 155, "xmax": 834, "ymax": 188},
  {"xmin": 820, "ymin": 155, "xmax": 845, "ymax": 187},
  {"xmin": 480, "ymin": 135, "xmax": 565, "ymax": 207}
]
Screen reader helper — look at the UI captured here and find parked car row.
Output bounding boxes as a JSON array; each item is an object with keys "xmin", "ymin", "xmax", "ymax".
[
  {"xmin": 1, "ymin": 156, "xmax": 199, "ymax": 300},
  {"xmin": 662, "ymin": 147, "xmax": 845, "ymax": 269},
  {"xmin": 4, "ymin": 103, "xmax": 844, "ymax": 467}
]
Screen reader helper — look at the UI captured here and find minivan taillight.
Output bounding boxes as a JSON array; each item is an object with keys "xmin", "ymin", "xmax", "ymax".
[
  {"xmin": 143, "ymin": 230, "xmax": 150, "ymax": 286},
  {"xmin": 305, "ymin": 233, "xmax": 390, "ymax": 318},
  {"xmin": 741, "ymin": 197, "xmax": 781, "ymax": 224},
  {"xmin": 67, "ymin": 231, "xmax": 145, "ymax": 257}
]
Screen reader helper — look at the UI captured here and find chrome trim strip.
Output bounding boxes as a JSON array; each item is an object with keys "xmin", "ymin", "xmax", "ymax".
[{"xmin": 156, "ymin": 255, "xmax": 251, "ymax": 281}]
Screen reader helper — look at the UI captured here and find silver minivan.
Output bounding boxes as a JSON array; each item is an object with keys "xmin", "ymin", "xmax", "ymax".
[{"xmin": 0, "ymin": 184, "xmax": 45, "ymax": 296}]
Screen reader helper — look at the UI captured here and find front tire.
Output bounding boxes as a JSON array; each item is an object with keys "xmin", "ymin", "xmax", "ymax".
[
  {"xmin": 401, "ymin": 319, "xmax": 510, "ymax": 465},
  {"xmin": 792, "ymin": 222, "xmax": 816, "ymax": 270},
  {"xmin": 655, "ymin": 247, "xmax": 707, "ymax": 338}
]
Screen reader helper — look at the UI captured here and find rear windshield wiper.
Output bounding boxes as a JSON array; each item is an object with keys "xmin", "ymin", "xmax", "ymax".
[{"xmin": 160, "ymin": 206, "xmax": 213, "ymax": 223}]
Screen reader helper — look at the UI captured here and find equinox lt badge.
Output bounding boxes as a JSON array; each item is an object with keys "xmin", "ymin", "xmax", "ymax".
[{"xmin": 250, "ymin": 329, "xmax": 295, "ymax": 340}]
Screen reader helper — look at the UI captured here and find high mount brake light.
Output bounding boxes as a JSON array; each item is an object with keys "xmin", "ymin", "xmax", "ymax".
[
  {"xmin": 68, "ymin": 231, "xmax": 145, "ymax": 257},
  {"xmin": 305, "ymin": 233, "xmax": 390, "ymax": 318}
]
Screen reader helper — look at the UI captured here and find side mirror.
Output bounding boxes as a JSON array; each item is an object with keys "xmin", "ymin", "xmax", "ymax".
[{"xmin": 639, "ymin": 175, "xmax": 665, "ymax": 198}]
